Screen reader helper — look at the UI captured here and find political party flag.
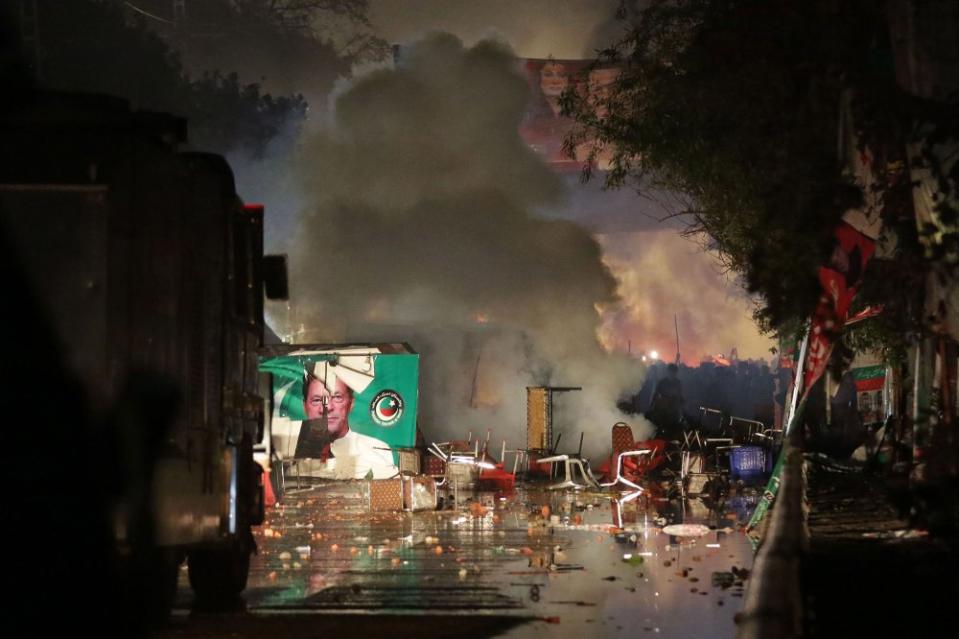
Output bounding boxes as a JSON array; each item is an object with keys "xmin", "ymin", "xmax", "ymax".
[
  {"xmin": 749, "ymin": 221, "xmax": 877, "ymax": 532},
  {"xmin": 852, "ymin": 364, "xmax": 886, "ymax": 392}
]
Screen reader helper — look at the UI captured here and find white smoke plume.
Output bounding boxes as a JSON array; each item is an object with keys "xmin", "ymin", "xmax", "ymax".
[
  {"xmin": 280, "ymin": 33, "xmax": 650, "ymax": 459},
  {"xmin": 598, "ymin": 231, "xmax": 776, "ymax": 362}
]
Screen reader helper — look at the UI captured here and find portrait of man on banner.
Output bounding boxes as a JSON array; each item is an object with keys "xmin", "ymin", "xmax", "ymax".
[
  {"xmin": 260, "ymin": 349, "xmax": 419, "ymax": 480},
  {"xmin": 300, "ymin": 359, "xmax": 397, "ymax": 479}
]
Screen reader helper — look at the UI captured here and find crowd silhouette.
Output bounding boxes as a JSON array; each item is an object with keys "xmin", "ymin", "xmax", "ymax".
[{"xmin": 625, "ymin": 359, "xmax": 778, "ymax": 435}]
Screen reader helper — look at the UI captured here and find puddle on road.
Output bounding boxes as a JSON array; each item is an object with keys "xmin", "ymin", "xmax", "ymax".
[{"xmin": 174, "ymin": 482, "xmax": 758, "ymax": 637}]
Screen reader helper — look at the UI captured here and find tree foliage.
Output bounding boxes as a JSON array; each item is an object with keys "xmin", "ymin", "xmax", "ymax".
[
  {"xmin": 118, "ymin": 0, "xmax": 388, "ymax": 100},
  {"xmin": 563, "ymin": 0, "xmax": 909, "ymax": 334},
  {"xmin": 228, "ymin": 0, "xmax": 387, "ymax": 60},
  {"xmin": 32, "ymin": 0, "xmax": 312, "ymax": 156}
]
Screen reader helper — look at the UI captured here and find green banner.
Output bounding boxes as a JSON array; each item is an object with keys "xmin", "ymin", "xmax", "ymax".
[
  {"xmin": 259, "ymin": 347, "xmax": 419, "ymax": 469},
  {"xmin": 851, "ymin": 364, "xmax": 885, "ymax": 382},
  {"xmin": 746, "ymin": 395, "xmax": 807, "ymax": 532}
]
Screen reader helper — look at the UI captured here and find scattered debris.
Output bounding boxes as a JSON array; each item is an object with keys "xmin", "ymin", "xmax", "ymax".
[
  {"xmin": 662, "ymin": 524, "xmax": 711, "ymax": 537},
  {"xmin": 470, "ymin": 502, "xmax": 489, "ymax": 517},
  {"xmin": 861, "ymin": 529, "xmax": 928, "ymax": 539},
  {"xmin": 551, "ymin": 564, "xmax": 585, "ymax": 572},
  {"xmin": 731, "ymin": 566, "xmax": 751, "ymax": 580},
  {"xmin": 711, "ymin": 572, "xmax": 735, "ymax": 589},
  {"xmin": 250, "ymin": 477, "xmax": 756, "ymax": 627}
]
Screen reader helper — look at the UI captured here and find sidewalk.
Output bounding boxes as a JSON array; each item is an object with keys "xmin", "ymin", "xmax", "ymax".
[{"xmin": 803, "ymin": 460, "xmax": 959, "ymax": 637}]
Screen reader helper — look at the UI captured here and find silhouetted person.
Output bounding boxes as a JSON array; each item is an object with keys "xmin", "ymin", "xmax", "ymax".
[{"xmin": 650, "ymin": 363, "xmax": 684, "ymax": 439}]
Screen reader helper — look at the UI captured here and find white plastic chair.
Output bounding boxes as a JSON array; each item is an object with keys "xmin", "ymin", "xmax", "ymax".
[
  {"xmin": 600, "ymin": 449, "xmax": 653, "ymax": 492},
  {"xmin": 538, "ymin": 454, "xmax": 601, "ymax": 490}
]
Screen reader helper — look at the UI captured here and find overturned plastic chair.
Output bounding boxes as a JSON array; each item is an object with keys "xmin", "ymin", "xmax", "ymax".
[
  {"xmin": 601, "ymin": 449, "xmax": 654, "ymax": 492},
  {"xmin": 538, "ymin": 454, "xmax": 601, "ymax": 490},
  {"xmin": 600, "ymin": 422, "xmax": 655, "ymax": 492},
  {"xmin": 538, "ymin": 432, "xmax": 601, "ymax": 490}
]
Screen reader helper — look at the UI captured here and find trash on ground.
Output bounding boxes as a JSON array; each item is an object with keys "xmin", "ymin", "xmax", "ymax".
[{"xmin": 662, "ymin": 524, "xmax": 711, "ymax": 537}]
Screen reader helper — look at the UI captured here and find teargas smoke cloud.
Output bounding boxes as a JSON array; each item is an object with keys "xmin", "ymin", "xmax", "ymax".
[
  {"xmin": 281, "ymin": 33, "xmax": 651, "ymax": 458},
  {"xmin": 598, "ymin": 231, "xmax": 776, "ymax": 363}
]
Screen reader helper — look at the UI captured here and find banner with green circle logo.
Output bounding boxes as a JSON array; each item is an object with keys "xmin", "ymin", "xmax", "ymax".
[{"xmin": 259, "ymin": 346, "xmax": 419, "ymax": 459}]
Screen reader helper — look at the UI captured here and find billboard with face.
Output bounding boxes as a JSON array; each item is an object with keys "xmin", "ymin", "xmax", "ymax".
[
  {"xmin": 387, "ymin": 46, "xmax": 618, "ymax": 172},
  {"xmin": 259, "ymin": 345, "xmax": 419, "ymax": 479},
  {"xmin": 519, "ymin": 58, "xmax": 621, "ymax": 171}
]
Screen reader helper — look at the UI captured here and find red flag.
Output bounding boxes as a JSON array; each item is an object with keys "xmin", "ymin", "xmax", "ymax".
[{"xmin": 802, "ymin": 222, "xmax": 876, "ymax": 392}]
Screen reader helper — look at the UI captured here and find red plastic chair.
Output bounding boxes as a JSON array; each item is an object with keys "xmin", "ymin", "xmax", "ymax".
[
  {"xmin": 623, "ymin": 439, "xmax": 667, "ymax": 476},
  {"xmin": 612, "ymin": 422, "xmax": 635, "ymax": 457},
  {"xmin": 594, "ymin": 424, "xmax": 666, "ymax": 483}
]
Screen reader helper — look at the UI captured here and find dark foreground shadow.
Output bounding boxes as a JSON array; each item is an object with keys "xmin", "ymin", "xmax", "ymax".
[{"xmin": 152, "ymin": 612, "xmax": 531, "ymax": 639}]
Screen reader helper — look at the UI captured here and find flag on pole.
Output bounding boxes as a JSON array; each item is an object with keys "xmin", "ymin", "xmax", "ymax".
[{"xmin": 749, "ymin": 221, "xmax": 877, "ymax": 532}]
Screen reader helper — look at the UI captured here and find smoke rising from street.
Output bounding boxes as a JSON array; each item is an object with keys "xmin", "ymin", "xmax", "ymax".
[
  {"xmin": 598, "ymin": 231, "xmax": 776, "ymax": 363},
  {"xmin": 281, "ymin": 33, "xmax": 650, "ymax": 457}
]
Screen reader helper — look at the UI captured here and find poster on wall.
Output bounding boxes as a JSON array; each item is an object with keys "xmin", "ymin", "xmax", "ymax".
[
  {"xmin": 852, "ymin": 364, "xmax": 886, "ymax": 425},
  {"xmin": 259, "ymin": 344, "xmax": 419, "ymax": 480}
]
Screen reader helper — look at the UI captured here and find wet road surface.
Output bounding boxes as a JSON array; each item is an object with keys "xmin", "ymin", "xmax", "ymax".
[{"xmin": 157, "ymin": 481, "xmax": 756, "ymax": 638}]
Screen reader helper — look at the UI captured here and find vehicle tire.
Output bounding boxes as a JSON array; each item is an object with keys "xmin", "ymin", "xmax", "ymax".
[
  {"xmin": 188, "ymin": 536, "xmax": 251, "ymax": 609},
  {"xmin": 145, "ymin": 548, "xmax": 182, "ymax": 626}
]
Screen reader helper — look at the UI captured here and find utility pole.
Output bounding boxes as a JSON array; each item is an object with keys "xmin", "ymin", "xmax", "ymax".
[
  {"xmin": 172, "ymin": 0, "xmax": 188, "ymax": 57},
  {"xmin": 674, "ymin": 314, "xmax": 680, "ymax": 364},
  {"xmin": 172, "ymin": 0, "xmax": 187, "ymax": 22}
]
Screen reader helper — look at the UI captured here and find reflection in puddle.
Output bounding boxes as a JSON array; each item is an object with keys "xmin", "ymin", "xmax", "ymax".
[{"xmin": 173, "ymin": 480, "xmax": 758, "ymax": 638}]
